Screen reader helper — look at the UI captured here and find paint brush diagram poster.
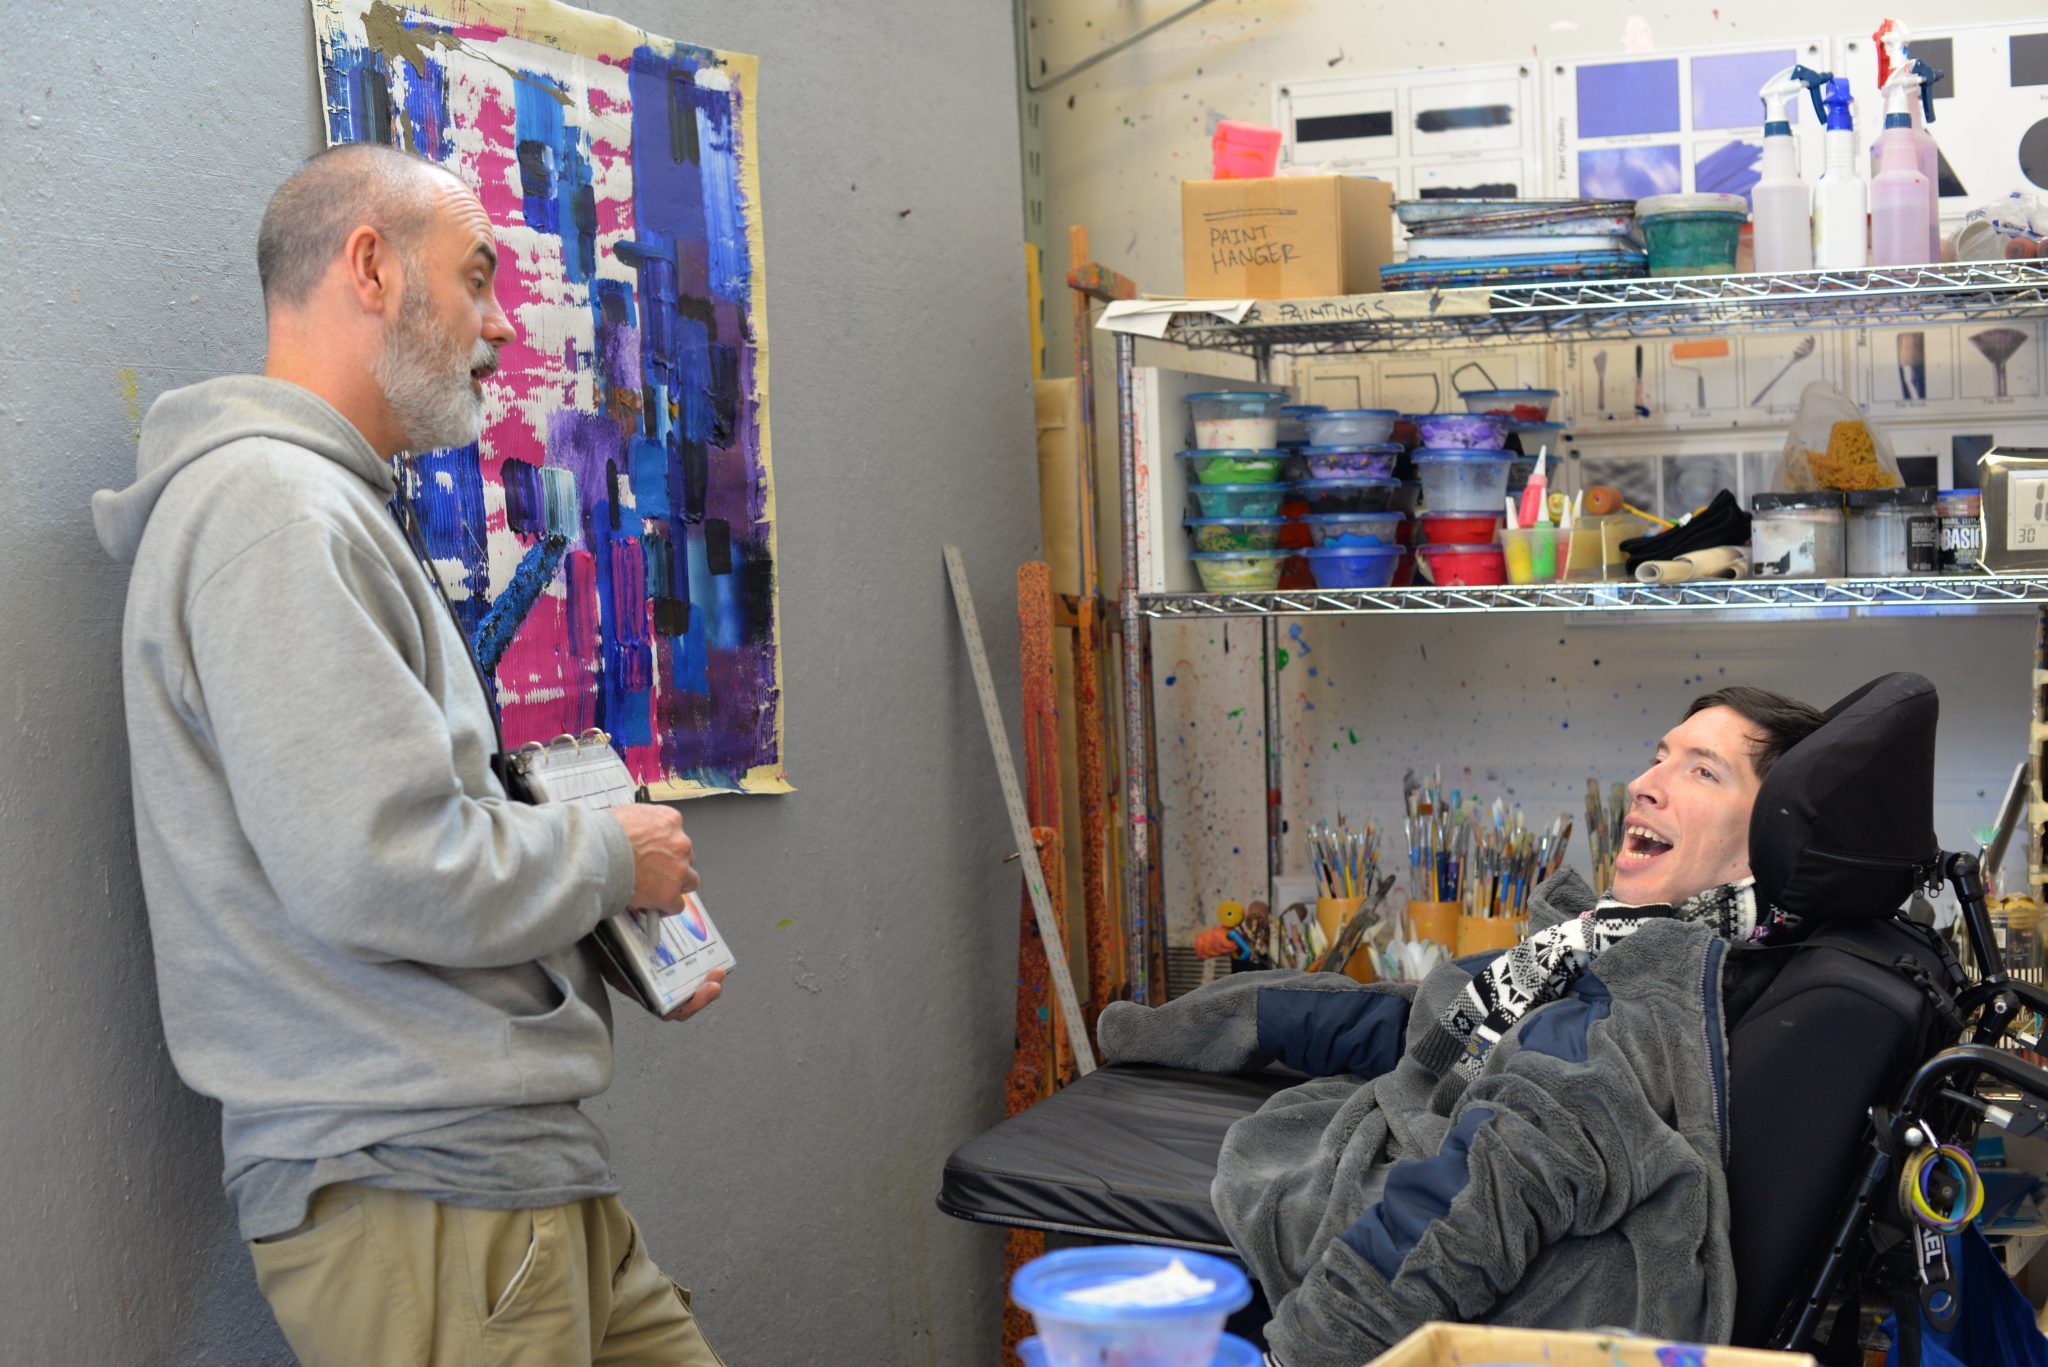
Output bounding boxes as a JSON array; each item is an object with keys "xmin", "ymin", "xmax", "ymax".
[
  {"xmin": 1833, "ymin": 21, "xmax": 2048, "ymax": 216},
  {"xmin": 312, "ymin": 0, "xmax": 788, "ymax": 798},
  {"xmin": 1275, "ymin": 62, "xmax": 1541, "ymax": 204},
  {"xmin": 1550, "ymin": 37, "xmax": 1831, "ymax": 206}
]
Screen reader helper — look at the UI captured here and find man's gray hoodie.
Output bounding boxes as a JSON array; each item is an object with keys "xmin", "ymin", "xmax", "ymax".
[
  {"xmin": 93, "ymin": 376, "xmax": 637, "ymax": 1237},
  {"xmin": 1098, "ymin": 871, "xmax": 1736, "ymax": 1365}
]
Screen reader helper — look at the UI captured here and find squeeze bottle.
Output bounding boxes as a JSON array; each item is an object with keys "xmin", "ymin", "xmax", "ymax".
[
  {"xmin": 1812, "ymin": 77, "xmax": 1868, "ymax": 270},
  {"xmin": 1870, "ymin": 68, "xmax": 1934, "ymax": 267},
  {"xmin": 1751, "ymin": 66, "xmax": 1828, "ymax": 273}
]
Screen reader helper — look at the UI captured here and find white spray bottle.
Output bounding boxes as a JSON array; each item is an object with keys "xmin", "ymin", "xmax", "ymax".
[
  {"xmin": 1752, "ymin": 65, "xmax": 1828, "ymax": 273},
  {"xmin": 1813, "ymin": 77, "xmax": 1868, "ymax": 270},
  {"xmin": 1871, "ymin": 63, "xmax": 1934, "ymax": 267}
]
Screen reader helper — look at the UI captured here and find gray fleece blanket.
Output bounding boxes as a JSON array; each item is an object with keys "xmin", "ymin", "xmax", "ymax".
[{"xmin": 1098, "ymin": 871, "xmax": 1737, "ymax": 1366}]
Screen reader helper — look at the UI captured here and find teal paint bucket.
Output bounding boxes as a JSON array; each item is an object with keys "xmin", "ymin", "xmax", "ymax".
[{"xmin": 1636, "ymin": 192, "xmax": 1748, "ymax": 277}]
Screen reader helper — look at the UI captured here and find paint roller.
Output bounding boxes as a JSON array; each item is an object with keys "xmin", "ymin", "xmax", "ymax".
[
  {"xmin": 1633, "ymin": 544, "xmax": 1750, "ymax": 584},
  {"xmin": 1669, "ymin": 339, "xmax": 1730, "ymax": 410}
]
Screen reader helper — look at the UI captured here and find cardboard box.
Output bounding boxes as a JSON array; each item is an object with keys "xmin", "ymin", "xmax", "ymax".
[
  {"xmin": 1181, "ymin": 175, "xmax": 1393, "ymax": 300},
  {"xmin": 1372, "ymin": 1324, "xmax": 1817, "ymax": 1366}
]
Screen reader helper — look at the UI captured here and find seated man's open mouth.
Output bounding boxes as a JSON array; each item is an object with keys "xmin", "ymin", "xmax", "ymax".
[{"xmin": 1622, "ymin": 823, "xmax": 1676, "ymax": 866}]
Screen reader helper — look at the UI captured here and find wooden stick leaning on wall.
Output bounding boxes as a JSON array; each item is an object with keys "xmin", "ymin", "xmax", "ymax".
[{"xmin": 1066, "ymin": 225, "xmax": 1137, "ymax": 1026}]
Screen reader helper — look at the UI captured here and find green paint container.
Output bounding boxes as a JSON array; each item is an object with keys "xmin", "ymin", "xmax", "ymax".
[{"xmin": 1636, "ymin": 192, "xmax": 1748, "ymax": 277}]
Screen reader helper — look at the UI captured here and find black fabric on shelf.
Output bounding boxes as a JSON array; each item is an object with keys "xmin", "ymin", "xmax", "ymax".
[{"xmin": 1619, "ymin": 489, "xmax": 1752, "ymax": 572}]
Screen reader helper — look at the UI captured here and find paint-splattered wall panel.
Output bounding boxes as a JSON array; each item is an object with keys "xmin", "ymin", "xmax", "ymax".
[{"xmin": 313, "ymin": 0, "xmax": 786, "ymax": 797}]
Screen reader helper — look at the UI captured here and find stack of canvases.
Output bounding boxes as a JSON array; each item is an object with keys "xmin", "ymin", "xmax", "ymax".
[{"xmin": 1379, "ymin": 199, "xmax": 1647, "ymax": 291}]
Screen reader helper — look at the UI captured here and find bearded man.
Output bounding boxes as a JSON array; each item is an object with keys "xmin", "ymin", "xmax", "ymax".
[{"xmin": 93, "ymin": 144, "xmax": 727, "ymax": 1366}]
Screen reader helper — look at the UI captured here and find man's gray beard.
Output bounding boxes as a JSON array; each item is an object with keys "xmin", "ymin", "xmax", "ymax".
[{"xmin": 372, "ymin": 274, "xmax": 493, "ymax": 454}]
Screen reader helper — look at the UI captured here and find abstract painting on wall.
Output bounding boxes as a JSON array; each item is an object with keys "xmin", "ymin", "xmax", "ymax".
[{"xmin": 312, "ymin": 0, "xmax": 787, "ymax": 797}]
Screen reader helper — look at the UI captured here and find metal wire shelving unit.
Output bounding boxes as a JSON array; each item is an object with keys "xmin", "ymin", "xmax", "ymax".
[{"xmin": 1110, "ymin": 264, "xmax": 2048, "ymax": 1003}]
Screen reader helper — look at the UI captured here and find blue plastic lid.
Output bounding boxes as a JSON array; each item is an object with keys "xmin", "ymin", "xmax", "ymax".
[
  {"xmin": 1510, "ymin": 420, "xmax": 1565, "ymax": 433},
  {"xmin": 1298, "ymin": 442, "xmax": 1403, "ymax": 455},
  {"xmin": 1011, "ymin": 1248, "xmax": 1252, "ymax": 1322},
  {"xmin": 1460, "ymin": 388, "xmax": 1558, "ymax": 399},
  {"xmin": 1017, "ymin": 1333, "xmax": 1262, "ymax": 1367},
  {"xmin": 1302, "ymin": 512, "xmax": 1403, "ymax": 525},
  {"xmin": 1279, "ymin": 404, "xmax": 1327, "ymax": 416},
  {"xmin": 1420, "ymin": 410, "xmax": 1511, "ymax": 423},
  {"xmin": 1310, "ymin": 408, "xmax": 1399, "ymax": 419},
  {"xmin": 1184, "ymin": 516, "xmax": 1288, "ymax": 527},
  {"xmin": 1185, "ymin": 390, "xmax": 1287, "ymax": 403},
  {"xmin": 1190, "ymin": 482, "xmax": 1290, "ymax": 493},
  {"xmin": 1179, "ymin": 448, "xmax": 1287, "ymax": 459},
  {"xmin": 1304, "ymin": 544, "xmax": 1401, "ymax": 558},
  {"xmin": 1825, "ymin": 76, "xmax": 1855, "ymax": 130},
  {"xmin": 1188, "ymin": 550, "xmax": 1289, "ymax": 561},
  {"xmin": 1289, "ymin": 476, "xmax": 1398, "ymax": 490},
  {"xmin": 1413, "ymin": 449, "xmax": 1513, "ymax": 463}
]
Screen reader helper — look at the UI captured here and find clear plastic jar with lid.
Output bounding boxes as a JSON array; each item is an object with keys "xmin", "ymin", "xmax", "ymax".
[
  {"xmin": 1751, "ymin": 491, "xmax": 1847, "ymax": 578},
  {"xmin": 1845, "ymin": 486, "xmax": 1938, "ymax": 576}
]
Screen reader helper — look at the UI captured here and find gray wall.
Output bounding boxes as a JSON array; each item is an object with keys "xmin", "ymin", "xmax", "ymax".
[{"xmin": 0, "ymin": 3, "xmax": 1033, "ymax": 1362}]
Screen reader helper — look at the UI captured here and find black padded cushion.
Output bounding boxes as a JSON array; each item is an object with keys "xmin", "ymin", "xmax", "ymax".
[
  {"xmin": 1750, "ymin": 672, "xmax": 1941, "ymax": 921},
  {"xmin": 937, "ymin": 1065, "xmax": 1295, "ymax": 1251},
  {"xmin": 1723, "ymin": 918, "xmax": 1956, "ymax": 1346}
]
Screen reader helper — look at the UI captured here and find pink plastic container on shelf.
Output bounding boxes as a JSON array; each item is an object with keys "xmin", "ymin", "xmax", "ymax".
[
  {"xmin": 1211, "ymin": 121, "xmax": 1282, "ymax": 179},
  {"xmin": 1419, "ymin": 542, "xmax": 1508, "ymax": 587}
]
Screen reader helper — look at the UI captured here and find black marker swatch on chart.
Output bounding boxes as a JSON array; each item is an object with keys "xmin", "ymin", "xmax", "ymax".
[
  {"xmin": 1418, "ymin": 183, "xmax": 1518, "ymax": 199},
  {"xmin": 2021, "ymin": 118, "xmax": 2048, "ymax": 191},
  {"xmin": 1915, "ymin": 37, "xmax": 1956, "ymax": 98},
  {"xmin": 2011, "ymin": 33, "xmax": 2048, "ymax": 88},
  {"xmin": 1297, "ymin": 111, "xmax": 1392, "ymax": 142},
  {"xmin": 1937, "ymin": 147, "xmax": 1968, "ymax": 199},
  {"xmin": 1416, "ymin": 105, "xmax": 1513, "ymax": 133}
]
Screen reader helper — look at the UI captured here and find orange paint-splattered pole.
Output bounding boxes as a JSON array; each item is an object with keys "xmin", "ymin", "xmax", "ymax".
[
  {"xmin": 1067, "ymin": 226, "xmax": 1137, "ymax": 1034},
  {"xmin": 999, "ymin": 562, "xmax": 1075, "ymax": 1365}
]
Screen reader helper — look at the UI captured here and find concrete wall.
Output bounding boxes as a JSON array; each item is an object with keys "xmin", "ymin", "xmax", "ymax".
[
  {"xmin": 1028, "ymin": 0, "xmax": 2048, "ymax": 933},
  {"xmin": 0, "ymin": 1, "xmax": 1032, "ymax": 1361}
]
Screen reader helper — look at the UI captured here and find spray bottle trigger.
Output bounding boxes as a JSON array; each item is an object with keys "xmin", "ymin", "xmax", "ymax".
[
  {"xmin": 1790, "ymin": 64, "xmax": 1832, "ymax": 123},
  {"xmin": 1911, "ymin": 58, "xmax": 1941, "ymax": 123}
]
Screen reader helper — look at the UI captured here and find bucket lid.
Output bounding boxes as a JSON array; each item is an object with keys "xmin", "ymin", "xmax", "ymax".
[
  {"xmin": 1304, "ymin": 544, "xmax": 1401, "ymax": 557},
  {"xmin": 1186, "ymin": 390, "xmax": 1287, "ymax": 403},
  {"xmin": 1184, "ymin": 516, "xmax": 1289, "ymax": 527},
  {"xmin": 1187, "ymin": 550, "xmax": 1290, "ymax": 561},
  {"xmin": 1289, "ymin": 476, "xmax": 1398, "ymax": 490},
  {"xmin": 1460, "ymin": 387, "xmax": 1559, "ymax": 399},
  {"xmin": 1279, "ymin": 404, "xmax": 1327, "ymax": 416},
  {"xmin": 1017, "ymin": 1334, "xmax": 1263, "ymax": 1367},
  {"xmin": 1178, "ymin": 448, "xmax": 1287, "ymax": 459},
  {"xmin": 1298, "ymin": 442, "xmax": 1402, "ymax": 455},
  {"xmin": 1010, "ymin": 1248, "xmax": 1252, "ymax": 1322},
  {"xmin": 1752, "ymin": 491, "xmax": 1846, "ymax": 511},
  {"xmin": 1636, "ymin": 191, "xmax": 1750, "ymax": 217},
  {"xmin": 1413, "ymin": 449, "xmax": 1512, "ymax": 463},
  {"xmin": 1302, "ymin": 511, "xmax": 1403, "ymax": 523},
  {"xmin": 1190, "ymin": 482, "xmax": 1290, "ymax": 493},
  {"xmin": 1309, "ymin": 408, "xmax": 1400, "ymax": 419},
  {"xmin": 1845, "ymin": 486, "xmax": 1935, "ymax": 508},
  {"xmin": 1421, "ymin": 509, "xmax": 1506, "ymax": 522}
]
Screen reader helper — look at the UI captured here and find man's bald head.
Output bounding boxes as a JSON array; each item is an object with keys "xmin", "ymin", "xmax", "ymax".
[{"xmin": 257, "ymin": 144, "xmax": 461, "ymax": 311}]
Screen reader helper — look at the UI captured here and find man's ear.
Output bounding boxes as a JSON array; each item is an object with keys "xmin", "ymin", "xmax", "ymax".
[{"xmin": 339, "ymin": 224, "xmax": 402, "ymax": 318}]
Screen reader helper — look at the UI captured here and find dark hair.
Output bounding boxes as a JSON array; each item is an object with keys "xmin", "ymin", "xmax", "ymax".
[
  {"xmin": 1684, "ymin": 686, "xmax": 1827, "ymax": 780},
  {"xmin": 257, "ymin": 144, "xmax": 452, "ymax": 310}
]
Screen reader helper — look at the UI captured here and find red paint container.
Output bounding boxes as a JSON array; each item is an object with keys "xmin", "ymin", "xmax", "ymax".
[
  {"xmin": 1418, "ymin": 542, "xmax": 1508, "ymax": 587},
  {"xmin": 1418, "ymin": 510, "xmax": 1504, "ymax": 545}
]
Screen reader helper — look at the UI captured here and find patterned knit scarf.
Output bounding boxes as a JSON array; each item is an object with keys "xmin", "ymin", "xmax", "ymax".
[{"xmin": 1434, "ymin": 878, "xmax": 1782, "ymax": 1079}]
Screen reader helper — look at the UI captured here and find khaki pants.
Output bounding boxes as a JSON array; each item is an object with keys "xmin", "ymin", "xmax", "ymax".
[{"xmin": 249, "ymin": 1183, "xmax": 727, "ymax": 1367}]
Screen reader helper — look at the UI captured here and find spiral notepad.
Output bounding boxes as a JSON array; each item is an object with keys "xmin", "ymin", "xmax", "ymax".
[{"xmin": 510, "ymin": 730, "xmax": 735, "ymax": 1016}]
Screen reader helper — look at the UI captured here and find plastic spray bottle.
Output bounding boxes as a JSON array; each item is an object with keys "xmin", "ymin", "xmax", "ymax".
[
  {"xmin": 1813, "ymin": 77, "xmax": 1868, "ymax": 270},
  {"xmin": 1751, "ymin": 65, "xmax": 1829, "ymax": 273},
  {"xmin": 1873, "ymin": 21, "xmax": 1944, "ymax": 259},
  {"xmin": 1871, "ymin": 64, "xmax": 1935, "ymax": 267}
]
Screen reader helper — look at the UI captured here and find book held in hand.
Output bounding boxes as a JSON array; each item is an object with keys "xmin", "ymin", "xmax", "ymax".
[{"xmin": 509, "ymin": 730, "xmax": 735, "ymax": 1016}]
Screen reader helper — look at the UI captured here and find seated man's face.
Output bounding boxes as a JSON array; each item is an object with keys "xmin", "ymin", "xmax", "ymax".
[{"xmin": 1612, "ymin": 704, "xmax": 1765, "ymax": 905}]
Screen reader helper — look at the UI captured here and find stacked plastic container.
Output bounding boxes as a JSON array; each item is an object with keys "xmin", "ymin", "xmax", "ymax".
[
  {"xmin": 1411, "ymin": 410, "xmax": 1514, "ymax": 586},
  {"xmin": 1294, "ymin": 407, "xmax": 1409, "ymax": 588},
  {"xmin": 1180, "ymin": 391, "xmax": 1290, "ymax": 590}
]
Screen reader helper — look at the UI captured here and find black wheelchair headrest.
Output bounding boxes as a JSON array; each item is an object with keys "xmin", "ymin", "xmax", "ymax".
[{"xmin": 1750, "ymin": 672, "xmax": 1942, "ymax": 921}]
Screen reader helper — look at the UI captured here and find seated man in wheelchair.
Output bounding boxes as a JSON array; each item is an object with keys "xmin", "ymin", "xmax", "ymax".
[{"xmin": 1097, "ymin": 676, "xmax": 1955, "ymax": 1367}]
